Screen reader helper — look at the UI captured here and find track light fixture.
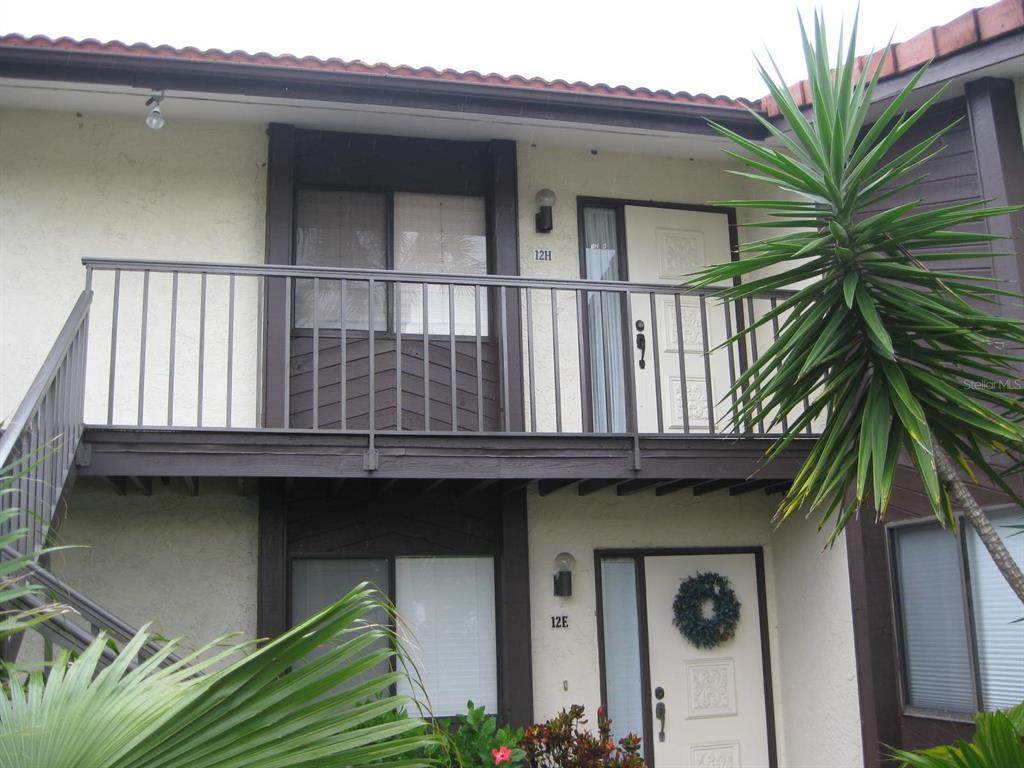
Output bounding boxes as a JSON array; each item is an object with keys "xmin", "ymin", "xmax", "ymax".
[{"xmin": 145, "ymin": 90, "xmax": 165, "ymax": 130}]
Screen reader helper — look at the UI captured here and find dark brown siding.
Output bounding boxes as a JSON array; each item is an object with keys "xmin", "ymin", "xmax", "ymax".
[
  {"xmin": 849, "ymin": 81, "xmax": 1024, "ymax": 768},
  {"xmin": 288, "ymin": 333, "xmax": 500, "ymax": 431}
]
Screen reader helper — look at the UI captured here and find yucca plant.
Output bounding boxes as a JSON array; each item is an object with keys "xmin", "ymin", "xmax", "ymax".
[
  {"xmin": 891, "ymin": 702, "xmax": 1024, "ymax": 767},
  {"xmin": 0, "ymin": 583, "xmax": 440, "ymax": 768},
  {"xmin": 689, "ymin": 12, "xmax": 1024, "ymax": 603}
]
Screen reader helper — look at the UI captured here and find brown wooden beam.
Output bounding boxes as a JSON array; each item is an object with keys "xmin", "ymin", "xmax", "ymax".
[
  {"xmin": 616, "ymin": 479, "xmax": 661, "ymax": 496},
  {"xmin": 578, "ymin": 479, "xmax": 617, "ymax": 496},
  {"xmin": 538, "ymin": 479, "xmax": 577, "ymax": 496},
  {"xmin": 655, "ymin": 479, "xmax": 701, "ymax": 496},
  {"xmin": 728, "ymin": 479, "xmax": 774, "ymax": 496},
  {"xmin": 692, "ymin": 479, "xmax": 736, "ymax": 496},
  {"xmin": 764, "ymin": 481, "xmax": 791, "ymax": 495}
]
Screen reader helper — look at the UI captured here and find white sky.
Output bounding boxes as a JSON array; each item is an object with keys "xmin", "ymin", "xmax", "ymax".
[{"xmin": 0, "ymin": 0, "xmax": 984, "ymax": 100}]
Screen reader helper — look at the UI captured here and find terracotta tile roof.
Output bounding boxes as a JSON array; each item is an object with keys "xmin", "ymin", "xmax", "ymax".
[
  {"xmin": 762, "ymin": 0, "xmax": 1024, "ymax": 117},
  {"xmin": 0, "ymin": 32, "xmax": 758, "ymax": 110}
]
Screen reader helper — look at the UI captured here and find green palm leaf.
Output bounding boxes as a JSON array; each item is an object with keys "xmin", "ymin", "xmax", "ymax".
[
  {"xmin": 689, "ymin": 11, "xmax": 1024, "ymax": 602},
  {"xmin": 0, "ymin": 584, "xmax": 441, "ymax": 768}
]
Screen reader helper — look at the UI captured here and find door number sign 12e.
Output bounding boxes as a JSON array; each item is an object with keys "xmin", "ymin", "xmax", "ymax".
[{"xmin": 550, "ymin": 615, "xmax": 569, "ymax": 629}]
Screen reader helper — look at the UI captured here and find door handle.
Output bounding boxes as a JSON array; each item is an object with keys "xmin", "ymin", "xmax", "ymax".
[
  {"xmin": 655, "ymin": 701, "xmax": 666, "ymax": 742},
  {"xmin": 635, "ymin": 319, "xmax": 647, "ymax": 370}
]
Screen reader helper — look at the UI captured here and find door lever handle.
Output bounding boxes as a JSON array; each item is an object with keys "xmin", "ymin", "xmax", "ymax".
[
  {"xmin": 655, "ymin": 701, "xmax": 666, "ymax": 742},
  {"xmin": 635, "ymin": 319, "xmax": 647, "ymax": 370}
]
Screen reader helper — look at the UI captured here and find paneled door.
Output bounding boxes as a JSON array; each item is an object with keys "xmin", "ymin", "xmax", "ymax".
[
  {"xmin": 643, "ymin": 553, "xmax": 772, "ymax": 768},
  {"xmin": 623, "ymin": 206, "xmax": 734, "ymax": 435}
]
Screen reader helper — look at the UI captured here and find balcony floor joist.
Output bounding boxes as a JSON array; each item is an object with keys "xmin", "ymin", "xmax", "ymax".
[{"xmin": 77, "ymin": 427, "xmax": 812, "ymax": 482}]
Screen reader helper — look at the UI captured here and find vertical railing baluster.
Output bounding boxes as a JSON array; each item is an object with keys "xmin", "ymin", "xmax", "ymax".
[
  {"xmin": 106, "ymin": 269, "xmax": 121, "ymax": 425},
  {"xmin": 226, "ymin": 274, "xmax": 235, "ymax": 428},
  {"xmin": 167, "ymin": 272, "xmax": 177, "ymax": 427},
  {"xmin": 723, "ymin": 298, "xmax": 739, "ymax": 434},
  {"xmin": 745, "ymin": 296, "xmax": 763, "ymax": 434},
  {"xmin": 340, "ymin": 279, "xmax": 347, "ymax": 430},
  {"xmin": 475, "ymin": 285, "xmax": 483, "ymax": 432},
  {"xmin": 197, "ymin": 273, "xmax": 207, "ymax": 428},
  {"xmin": 526, "ymin": 288, "xmax": 537, "ymax": 433},
  {"xmin": 500, "ymin": 286, "xmax": 510, "ymax": 433},
  {"xmin": 368, "ymin": 279, "xmax": 376, "ymax": 434},
  {"xmin": 674, "ymin": 294, "xmax": 690, "ymax": 434},
  {"xmin": 396, "ymin": 282, "xmax": 403, "ymax": 432},
  {"xmin": 576, "ymin": 289, "xmax": 589, "ymax": 433},
  {"xmin": 283, "ymin": 276, "xmax": 291, "ymax": 429},
  {"xmin": 622, "ymin": 290, "xmax": 640, "ymax": 441},
  {"xmin": 137, "ymin": 270, "xmax": 149, "ymax": 426},
  {"xmin": 598, "ymin": 290, "xmax": 613, "ymax": 432},
  {"xmin": 550, "ymin": 288, "xmax": 562, "ymax": 433},
  {"xmin": 649, "ymin": 292, "xmax": 664, "ymax": 434},
  {"xmin": 449, "ymin": 284, "xmax": 457, "ymax": 432},
  {"xmin": 699, "ymin": 295, "xmax": 716, "ymax": 435},
  {"xmin": 312, "ymin": 276, "xmax": 320, "ymax": 431},
  {"xmin": 422, "ymin": 282, "xmax": 430, "ymax": 431},
  {"xmin": 770, "ymin": 296, "xmax": 788, "ymax": 434}
]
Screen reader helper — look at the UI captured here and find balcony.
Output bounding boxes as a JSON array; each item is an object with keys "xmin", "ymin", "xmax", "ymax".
[{"xmin": 63, "ymin": 257, "xmax": 816, "ymax": 482}]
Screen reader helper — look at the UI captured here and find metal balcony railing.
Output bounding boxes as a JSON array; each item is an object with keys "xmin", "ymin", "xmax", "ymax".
[{"xmin": 81, "ymin": 257, "xmax": 818, "ymax": 441}]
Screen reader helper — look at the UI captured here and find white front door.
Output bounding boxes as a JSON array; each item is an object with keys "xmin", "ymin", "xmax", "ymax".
[
  {"xmin": 622, "ymin": 206, "xmax": 734, "ymax": 434},
  {"xmin": 643, "ymin": 553, "xmax": 773, "ymax": 768}
]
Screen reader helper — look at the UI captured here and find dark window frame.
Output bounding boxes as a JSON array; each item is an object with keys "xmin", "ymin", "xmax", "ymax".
[
  {"xmin": 291, "ymin": 186, "xmax": 494, "ymax": 341},
  {"xmin": 886, "ymin": 514, "xmax": 989, "ymax": 722}
]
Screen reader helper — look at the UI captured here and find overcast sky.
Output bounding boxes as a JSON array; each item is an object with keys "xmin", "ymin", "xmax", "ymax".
[{"xmin": 0, "ymin": 0, "xmax": 983, "ymax": 99}]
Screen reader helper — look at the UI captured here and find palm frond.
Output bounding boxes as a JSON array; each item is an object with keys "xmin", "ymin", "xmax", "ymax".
[
  {"xmin": 0, "ymin": 583, "xmax": 441, "ymax": 768},
  {"xmin": 690, "ymin": 12, "xmax": 1024, "ymax": 542}
]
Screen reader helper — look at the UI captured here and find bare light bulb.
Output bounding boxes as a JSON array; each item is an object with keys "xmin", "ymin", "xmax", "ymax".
[{"xmin": 146, "ymin": 104, "xmax": 165, "ymax": 130}]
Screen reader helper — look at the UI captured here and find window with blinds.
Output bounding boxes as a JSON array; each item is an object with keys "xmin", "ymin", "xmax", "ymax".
[
  {"xmin": 293, "ymin": 190, "xmax": 488, "ymax": 335},
  {"xmin": 290, "ymin": 554, "xmax": 497, "ymax": 715},
  {"xmin": 891, "ymin": 508, "xmax": 1024, "ymax": 714}
]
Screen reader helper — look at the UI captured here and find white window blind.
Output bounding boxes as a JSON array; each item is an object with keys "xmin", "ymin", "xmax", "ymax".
[
  {"xmin": 601, "ymin": 559, "xmax": 644, "ymax": 743},
  {"xmin": 394, "ymin": 193, "xmax": 488, "ymax": 336},
  {"xmin": 394, "ymin": 556, "xmax": 497, "ymax": 714},
  {"xmin": 894, "ymin": 524, "xmax": 975, "ymax": 712},
  {"xmin": 290, "ymin": 558, "xmax": 390, "ymax": 668},
  {"xmin": 294, "ymin": 190, "xmax": 387, "ymax": 330},
  {"xmin": 967, "ymin": 507, "xmax": 1024, "ymax": 710}
]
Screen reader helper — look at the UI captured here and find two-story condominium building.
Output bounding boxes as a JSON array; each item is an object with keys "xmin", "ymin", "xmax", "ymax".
[{"xmin": 1, "ymin": 2, "xmax": 1022, "ymax": 766}]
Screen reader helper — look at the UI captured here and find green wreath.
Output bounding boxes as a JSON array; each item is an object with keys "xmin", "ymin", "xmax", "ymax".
[{"xmin": 672, "ymin": 572, "xmax": 740, "ymax": 649}]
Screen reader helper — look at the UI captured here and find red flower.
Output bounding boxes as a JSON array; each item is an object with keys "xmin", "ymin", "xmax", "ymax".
[{"xmin": 492, "ymin": 747, "xmax": 513, "ymax": 764}]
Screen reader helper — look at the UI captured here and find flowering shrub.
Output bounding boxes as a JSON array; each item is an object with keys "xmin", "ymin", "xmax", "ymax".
[
  {"xmin": 520, "ymin": 705, "xmax": 643, "ymax": 768},
  {"xmin": 443, "ymin": 700, "xmax": 526, "ymax": 768}
]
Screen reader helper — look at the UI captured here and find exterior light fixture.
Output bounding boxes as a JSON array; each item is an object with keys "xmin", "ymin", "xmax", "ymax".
[
  {"xmin": 553, "ymin": 551, "xmax": 575, "ymax": 597},
  {"xmin": 145, "ymin": 90, "xmax": 165, "ymax": 130},
  {"xmin": 535, "ymin": 188, "xmax": 556, "ymax": 233}
]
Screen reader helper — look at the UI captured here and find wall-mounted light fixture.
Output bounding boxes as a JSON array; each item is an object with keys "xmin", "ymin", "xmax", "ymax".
[
  {"xmin": 145, "ymin": 90, "xmax": 165, "ymax": 130},
  {"xmin": 553, "ymin": 551, "xmax": 575, "ymax": 597},
  {"xmin": 535, "ymin": 188, "xmax": 556, "ymax": 233}
]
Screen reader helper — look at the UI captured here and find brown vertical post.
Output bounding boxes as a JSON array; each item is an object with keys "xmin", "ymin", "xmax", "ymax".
[
  {"xmin": 845, "ymin": 517, "xmax": 902, "ymax": 768},
  {"xmin": 966, "ymin": 78, "xmax": 1024, "ymax": 320},
  {"xmin": 258, "ymin": 479, "xmax": 288, "ymax": 639},
  {"xmin": 488, "ymin": 140, "xmax": 525, "ymax": 431},
  {"xmin": 499, "ymin": 486, "xmax": 533, "ymax": 726},
  {"xmin": 264, "ymin": 123, "xmax": 295, "ymax": 427}
]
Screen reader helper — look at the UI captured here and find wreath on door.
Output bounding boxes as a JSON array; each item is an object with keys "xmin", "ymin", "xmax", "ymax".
[{"xmin": 672, "ymin": 571, "xmax": 740, "ymax": 649}]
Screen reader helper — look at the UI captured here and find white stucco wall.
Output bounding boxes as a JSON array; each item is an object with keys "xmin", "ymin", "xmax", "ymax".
[
  {"xmin": 527, "ymin": 487, "xmax": 863, "ymax": 768},
  {"xmin": 0, "ymin": 108, "xmax": 267, "ymax": 426},
  {"xmin": 49, "ymin": 478, "xmax": 259, "ymax": 645}
]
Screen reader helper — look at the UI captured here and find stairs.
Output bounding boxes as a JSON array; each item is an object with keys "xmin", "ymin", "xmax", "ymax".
[{"xmin": 1, "ymin": 290, "xmax": 174, "ymax": 665}]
